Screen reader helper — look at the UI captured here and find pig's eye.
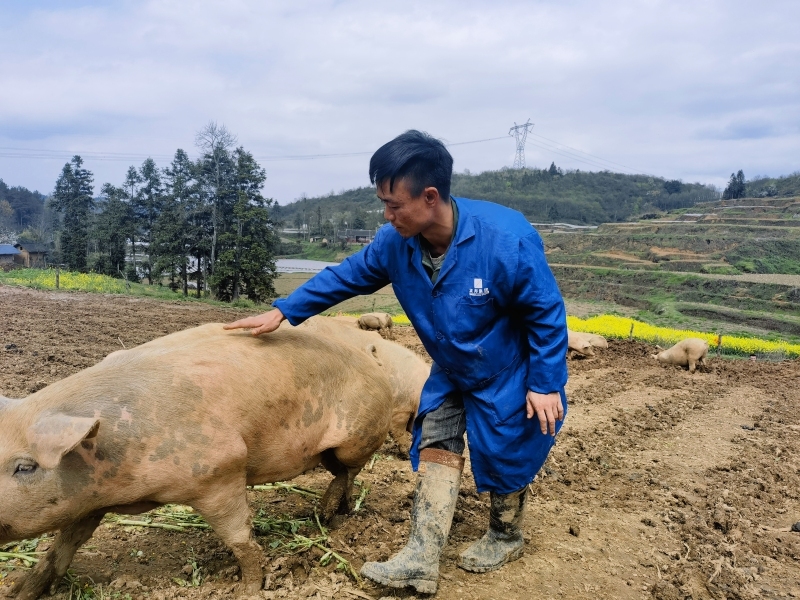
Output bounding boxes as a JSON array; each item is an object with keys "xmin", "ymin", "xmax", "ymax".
[{"xmin": 13, "ymin": 463, "xmax": 38, "ymax": 476}]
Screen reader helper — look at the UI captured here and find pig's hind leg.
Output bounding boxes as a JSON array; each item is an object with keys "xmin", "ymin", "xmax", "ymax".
[
  {"xmin": 10, "ymin": 512, "xmax": 104, "ymax": 600},
  {"xmin": 319, "ymin": 423, "xmax": 387, "ymax": 520},
  {"xmin": 320, "ymin": 450, "xmax": 361, "ymax": 520}
]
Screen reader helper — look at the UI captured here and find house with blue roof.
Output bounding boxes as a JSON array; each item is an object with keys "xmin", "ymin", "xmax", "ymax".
[{"xmin": 0, "ymin": 243, "xmax": 21, "ymax": 265}]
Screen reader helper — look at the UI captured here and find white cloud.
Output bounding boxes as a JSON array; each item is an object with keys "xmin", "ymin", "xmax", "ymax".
[{"xmin": 0, "ymin": 0, "xmax": 798, "ymax": 200}]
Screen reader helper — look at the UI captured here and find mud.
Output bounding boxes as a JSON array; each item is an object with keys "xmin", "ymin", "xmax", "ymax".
[{"xmin": 1, "ymin": 286, "xmax": 799, "ymax": 599}]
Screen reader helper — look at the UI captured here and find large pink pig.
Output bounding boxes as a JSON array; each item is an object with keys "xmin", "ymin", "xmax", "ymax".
[{"xmin": 0, "ymin": 323, "xmax": 398, "ymax": 599}]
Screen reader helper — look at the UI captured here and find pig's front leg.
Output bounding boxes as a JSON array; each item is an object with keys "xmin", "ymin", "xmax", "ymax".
[{"xmin": 10, "ymin": 513, "xmax": 104, "ymax": 600}]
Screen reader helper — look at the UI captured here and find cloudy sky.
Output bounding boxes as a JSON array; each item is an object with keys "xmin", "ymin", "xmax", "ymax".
[{"xmin": 1, "ymin": 0, "xmax": 798, "ymax": 204}]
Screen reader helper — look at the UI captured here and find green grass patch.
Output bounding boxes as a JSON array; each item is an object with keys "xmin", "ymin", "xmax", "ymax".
[
  {"xmin": 699, "ymin": 264, "xmax": 741, "ymax": 275},
  {"xmin": 0, "ymin": 268, "xmax": 275, "ymax": 310},
  {"xmin": 277, "ymin": 240, "xmax": 363, "ymax": 262},
  {"xmin": 0, "ymin": 268, "xmax": 187, "ymax": 300}
]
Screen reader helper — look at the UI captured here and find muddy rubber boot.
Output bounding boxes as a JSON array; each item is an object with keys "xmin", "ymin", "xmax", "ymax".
[
  {"xmin": 458, "ymin": 486, "xmax": 527, "ymax": 573},
  {"xmin": 360, "ymin": 449, "xmax": 463, "ymax": 594}
]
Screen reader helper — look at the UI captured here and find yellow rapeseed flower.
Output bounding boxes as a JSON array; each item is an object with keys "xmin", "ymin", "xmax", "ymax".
[
  {"xmin": 567, "ymin": 314, "xmax": 800, "ymax": 358},
  {"xmin": 2, "ymin": 268, "xmax": 128, "ymax": 293}
]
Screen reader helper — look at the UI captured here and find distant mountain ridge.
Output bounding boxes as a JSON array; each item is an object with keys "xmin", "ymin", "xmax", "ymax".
[{"xmin": 278, "ymin": 166, "xmax": 720, "ymax": 228}]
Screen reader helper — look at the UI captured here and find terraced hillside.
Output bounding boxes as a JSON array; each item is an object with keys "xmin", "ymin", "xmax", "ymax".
[
  {"xmin": 543, "ymin": 196, "xmax": 800, "ymax": 275},
  {"xmin": 541, "ymin": 197, "xmax": 800, "ymax": 341}
]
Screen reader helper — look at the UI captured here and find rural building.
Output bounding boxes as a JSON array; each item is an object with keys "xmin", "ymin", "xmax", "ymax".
[
  {"xmin": 338, "ymin": 229, "xmax": 375, "ymax": 243},
  {"xmin": 0, "ymin": 244, "xmax": 21, "ymax": 265},
  {"xmin": 13, "ymin": 242, "xmax": 50, "ymax": 268}
]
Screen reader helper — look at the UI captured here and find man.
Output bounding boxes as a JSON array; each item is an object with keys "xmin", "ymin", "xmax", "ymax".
[{"xmin": 225, "ymin": 130, "xmax": 568, "ymax": 594}]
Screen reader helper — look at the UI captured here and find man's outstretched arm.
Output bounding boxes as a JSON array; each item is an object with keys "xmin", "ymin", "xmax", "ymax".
[{"xmin": 224, "ymin": 226, "xmax": 392, "ymax": 335}]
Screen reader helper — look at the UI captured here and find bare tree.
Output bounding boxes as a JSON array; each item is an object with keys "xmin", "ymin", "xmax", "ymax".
[{"xmin": 195, "ymin": 121, "xmax": 237, "ymax": 274}]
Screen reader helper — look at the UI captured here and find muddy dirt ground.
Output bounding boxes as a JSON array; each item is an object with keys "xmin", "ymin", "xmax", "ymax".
[{"xmin": 1, "ymin": 285, "xmax": 798, "ymax": 600}]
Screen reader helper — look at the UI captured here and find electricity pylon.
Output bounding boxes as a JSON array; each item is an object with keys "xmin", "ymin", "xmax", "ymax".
[{"xmin": 509, "ymin": 119, "xmax": 534, "ymax": 169}]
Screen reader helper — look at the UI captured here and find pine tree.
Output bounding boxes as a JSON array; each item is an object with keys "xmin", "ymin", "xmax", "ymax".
[
  {"xmin": 736, "ymin": 170, "xmax": 746, "ymax": 198},
  {"xmin": 94, "ymin": 183, "xmax": 133, "ymax": 276},
  {"xmin": 723, "ymin": 170, "xmax": 746, "ymax": 200},
  {"xmin": 52, "ymin": 156, "xmax": 94, "ymax": 271},
  {"xmin": 195, "ymin": 122, "xmax": 237, "ymax": 276},
  {"xmin": 663, "ymin": 180, "xmax": 683, "ymax": 195},
  {"xmin": 153, "ymin": 149, "xmax": 202, "ymax": 295},
  {"xmin": 209, "ymin": 149, "xmax": 278, "ymax": 303},
  {"xmin": 133, "ymin": 158, "xmax": 165, "ymax": 283},
  {"xmin": 122, "ymin": 166, "xmax": 143, "ymax": 281},
  {"xmin": 352, "ymin": 209, "xmax": 367, "ymax": 229}
]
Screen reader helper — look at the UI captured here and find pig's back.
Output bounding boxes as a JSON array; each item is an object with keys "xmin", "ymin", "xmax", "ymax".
[{"xmin": 27, "ymin": 324, "xmax": 392, "ymax": 484}]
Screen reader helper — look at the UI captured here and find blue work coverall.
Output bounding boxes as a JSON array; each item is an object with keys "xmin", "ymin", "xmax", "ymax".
[{"xmin": 274, "ymin": 197, "xmax": 569, "ymax": 494}]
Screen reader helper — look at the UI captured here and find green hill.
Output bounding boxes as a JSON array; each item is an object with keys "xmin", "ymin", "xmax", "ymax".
[
  {"xmin": 742, "ymin": 172, "xmax": 800, "ymax": 198},
  {"xmin": 278, "ymin": 167, "xmax": 718, "ymax": 229}
]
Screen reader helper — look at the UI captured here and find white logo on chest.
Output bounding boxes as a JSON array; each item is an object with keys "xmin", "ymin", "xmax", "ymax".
[{"xmin": 469, "ymin": 278, "xmax": 489, "ymax": 297}]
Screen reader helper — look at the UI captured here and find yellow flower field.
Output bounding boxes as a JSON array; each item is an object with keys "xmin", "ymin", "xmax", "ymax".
[
  {"xmin": 0, "ymin": 269, "xmax": 129, "ymax": 293},
  {"xmin": 567, "ymin": 314, "xmax": 800, "ymax": 358},
  {"xmin": 349, "ymin": 311, "xmax": 800, "ymax": 358}
]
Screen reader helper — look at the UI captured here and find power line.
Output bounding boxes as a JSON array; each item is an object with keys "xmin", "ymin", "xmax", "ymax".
[
  {"xmin": 0, "ymin": 135, "xmax": 511, "ymax": 164},
  {"xmin": 525, "ymin": 138, "xmax": 632, "ymax": 173},
  {"xmin": 446, "ymin": 135, "xmax": 509, "ymax": 147},
  {"xmin": 527, "ymin": 132, "xmax": 652, "ymax": 175},
  {"xmin": 0, "ymin": 130, "xmax": 654, "ymax": 178}
]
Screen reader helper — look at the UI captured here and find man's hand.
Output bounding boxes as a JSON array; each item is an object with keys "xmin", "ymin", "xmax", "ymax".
[
  {"xmin": 223, "ymin": 309, "xmax": 286, "ymax": 336},
  {"xmin": 526, "ymin": 390, "xmax": 564, "ymax": 436}
]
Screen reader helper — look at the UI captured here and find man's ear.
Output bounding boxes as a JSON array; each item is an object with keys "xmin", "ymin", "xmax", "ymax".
[
  {"xmin": 423, "ymin": 186, "xmax": 441, "ymax": 205},
  {"xmin": 27, "ymin": 414, "xmax": 101, "ymax": 469}
]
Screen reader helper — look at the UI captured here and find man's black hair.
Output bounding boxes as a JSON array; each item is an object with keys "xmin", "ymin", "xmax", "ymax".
[{"xmin": 369, "ymin": 130, "xmax": 453, "ymax": 201}]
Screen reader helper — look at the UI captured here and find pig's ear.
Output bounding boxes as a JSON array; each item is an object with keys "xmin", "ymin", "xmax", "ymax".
[
  {"xmin": 365, "ymin": 343, "xmax": 383, "ymax": 367},
  {"xmin": 27, "ymin": 414, "xmax": 101, "ymax": 470}
]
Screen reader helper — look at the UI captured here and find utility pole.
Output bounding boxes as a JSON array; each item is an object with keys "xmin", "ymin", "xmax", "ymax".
[{"xmin": 509, "ymin": 119, "xmax": 534, "ymax": 169}]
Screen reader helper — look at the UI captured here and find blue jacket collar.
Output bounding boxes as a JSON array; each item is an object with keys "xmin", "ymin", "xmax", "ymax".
[
  {"xmin": 404, "ymin": 197, "xmax": 473, "ymax": 286},
  {"xmin": 403, "ymin": 197, "xmax": 475, "ymax": 249}
]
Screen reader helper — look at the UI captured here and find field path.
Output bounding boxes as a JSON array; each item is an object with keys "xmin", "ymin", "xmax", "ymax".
[{"xmin": 549, "ymin": 263, "xmax": 800, "ymax": 287}]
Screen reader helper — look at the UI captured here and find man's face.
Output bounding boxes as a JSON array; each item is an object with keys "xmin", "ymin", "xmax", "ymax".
[{"xmin": 377, "ymin": 178, "xmax": 432, "ymax": 238}]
